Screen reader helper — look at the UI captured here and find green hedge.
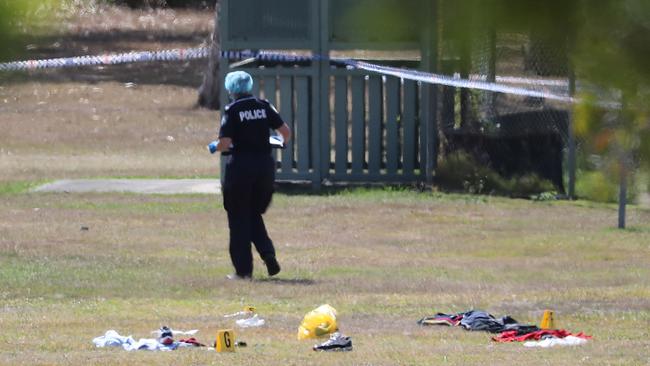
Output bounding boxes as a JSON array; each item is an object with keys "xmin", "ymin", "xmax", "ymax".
[{"xmin": 436, "ymin": 151, "xmax": 556, "ymax": 197}]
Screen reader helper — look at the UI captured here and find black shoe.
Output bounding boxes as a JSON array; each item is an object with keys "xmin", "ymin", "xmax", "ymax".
[
  {"xmin": 313, "ymin": 332, "xmax": 352, "ymax": 352},
  {"xmin": 264, "ymin": 256, "xmax": 281, "ymax": 276}
]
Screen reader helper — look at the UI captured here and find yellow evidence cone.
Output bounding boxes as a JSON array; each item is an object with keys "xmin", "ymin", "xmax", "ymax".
[{"xmin": 540, "ymin": 310, "xmax": 555, "ymax": 329}]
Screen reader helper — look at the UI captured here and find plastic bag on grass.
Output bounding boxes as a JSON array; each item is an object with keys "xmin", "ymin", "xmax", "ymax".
[
  {"xmin": 297, "ymin": 304, "xmax": 338, "ymax": 340},
  {"xmin": 236, "ymin": 314, "xmax": 265, "ymax": 328}
]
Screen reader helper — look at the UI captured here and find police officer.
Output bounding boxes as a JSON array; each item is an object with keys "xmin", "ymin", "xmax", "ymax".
[{"xmin": 216, "ymin": 71, "xmax": 291, "ymax": 280}]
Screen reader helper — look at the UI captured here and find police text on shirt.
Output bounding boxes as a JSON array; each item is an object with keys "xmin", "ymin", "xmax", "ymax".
[{"xmin": 239, "ymin": 109, "xmax": 267, "ymax": 122}]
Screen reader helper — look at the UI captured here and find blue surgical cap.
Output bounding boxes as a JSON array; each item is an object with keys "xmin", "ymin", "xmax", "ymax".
[{"xmin": 224, "ymin": 71, "xmax": 253, "ymax": 94}]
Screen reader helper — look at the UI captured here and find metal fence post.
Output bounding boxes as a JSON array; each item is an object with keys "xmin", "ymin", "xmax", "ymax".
[
  {"xmin": 618, "ymin": 164, "xmax": 627, "ymax": 229},
  {"xmin": 421, "ymin": 0, "xmax": 439, "ymax": 184},
  {"xmin": 567, "ymin": 69, "xmax": 577, "ymax": 199},
  {"xmin": 307, "ymin": 0, "xmax": 323, "ymax": 191},
  {"xmin": 317, "ymin": 0, "xmax": 331, "ymax": 190}
]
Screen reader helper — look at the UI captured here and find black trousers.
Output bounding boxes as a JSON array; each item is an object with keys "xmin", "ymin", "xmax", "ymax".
[{"xmin": 222, "ymin": 153, "xmax": 276, "ymax": 276}]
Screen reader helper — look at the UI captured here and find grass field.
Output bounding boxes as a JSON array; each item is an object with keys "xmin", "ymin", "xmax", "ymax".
[
  {"xmin": 1, "ymin": 4, "xmax": 650, "ymax": 365},
  {"xmin": 1, "ymin": 188, "xmax": 649, "ymax": 365}
]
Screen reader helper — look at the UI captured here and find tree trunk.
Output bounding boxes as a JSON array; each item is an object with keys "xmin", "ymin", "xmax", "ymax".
[{"xmin": 198, "ymin": 1, "xmax": 220, "ymax": 110}]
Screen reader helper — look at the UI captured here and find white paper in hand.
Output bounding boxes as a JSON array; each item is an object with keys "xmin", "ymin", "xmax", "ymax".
[{"xmin": 269, "ymin": 135, "xmax": 284, "ymax": 149}]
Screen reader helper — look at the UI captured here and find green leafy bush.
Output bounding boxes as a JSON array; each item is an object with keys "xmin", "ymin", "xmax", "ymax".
[
  {"xmin": 1, "ymin": 0, "xmax": 60, "ymax": 61},
  {"xmin": 436, "ymin": 151, "xmax": 556, "ymax": 197},
  {"xmin": 575, "ymin": 170, "xmax": 637, "ymax": 203}
]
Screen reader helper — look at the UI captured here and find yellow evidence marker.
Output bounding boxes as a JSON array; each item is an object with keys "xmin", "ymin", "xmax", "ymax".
[
  {"xmin": 216, "ymin": 329, "xmax": 236, "ymax": 352},
  {"xmin": 540, "ymin": 310, "xmax": 555, "ymax": 329}
]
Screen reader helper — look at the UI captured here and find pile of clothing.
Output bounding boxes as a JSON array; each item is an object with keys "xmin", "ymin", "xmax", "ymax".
[
  {"xmin": 93, "ymin": 327, "xmax": 206, "ymax": 352},
  {"xmin": 418, "ymin": 310, "xmax": 591, "ymax": 348},
  {"xmin": 495, "ymin": 329, "xmax": 591, "ymax": 348}
]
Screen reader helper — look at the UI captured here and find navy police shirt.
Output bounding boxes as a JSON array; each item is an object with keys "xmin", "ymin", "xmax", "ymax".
[{"xmin": 219, "ymin": 95, "xmax": 284, "ymax": 154}]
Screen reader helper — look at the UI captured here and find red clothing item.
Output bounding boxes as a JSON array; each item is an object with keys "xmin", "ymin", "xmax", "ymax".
[
  {"xmin": 179, "ymin": 337, "xmax": 206, "ymax": 347},
  {"xmin": 493, "ymin": 329, "xmax": 592, "ymax": 343}
]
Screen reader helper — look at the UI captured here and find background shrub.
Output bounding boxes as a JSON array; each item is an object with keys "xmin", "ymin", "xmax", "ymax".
[
  {"xmin": 575, "ymin": 170, "xmax": 637, "ymax": 203},
  {"xmin": 436, "ymin": 151, "xmax": 556, "ymax": 197}
]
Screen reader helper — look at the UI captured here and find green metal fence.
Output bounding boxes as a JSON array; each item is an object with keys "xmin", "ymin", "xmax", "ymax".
[{"xmin": 219, "ymin": 0, "xmax": 437, "ymax": 189}]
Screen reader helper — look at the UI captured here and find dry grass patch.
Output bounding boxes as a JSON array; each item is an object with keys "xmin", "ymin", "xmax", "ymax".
[
  {"xmin": 0, "ymin": 82, "xmax": 219, "ymax": 180},
  {"xmin": 1, "ymin": 4, "xmax": 649, "ymax": 364},
  {"xmin": 1, "ymin": 191, "xmax": 649, "ymax": 365}
]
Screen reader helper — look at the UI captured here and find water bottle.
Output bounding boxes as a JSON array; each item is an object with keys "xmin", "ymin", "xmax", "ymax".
[{"xmin": 207, "ymin": 140, "xmax": 219, "ymax": 154}]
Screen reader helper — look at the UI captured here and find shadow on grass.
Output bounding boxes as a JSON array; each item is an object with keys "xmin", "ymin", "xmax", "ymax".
[
  {"xmin": 605, "ymin": 225, "xmax": 650, "ymax": 233},
  {"xmin": 275, "ymin": 181, "xmax": 427, "ymax": 197},
  {"xmin": 1, "ymin": 59, "xmax": 207, "ymax": 88},
  {"xmin": 256, "ymin": 277, "xmax": 316, "ymax": 286}
]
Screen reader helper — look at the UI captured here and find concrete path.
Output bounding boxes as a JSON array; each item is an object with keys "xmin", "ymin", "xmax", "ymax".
[{"xmin": 35, "ymin": 179, "xmax": 221, "ymax": 195}]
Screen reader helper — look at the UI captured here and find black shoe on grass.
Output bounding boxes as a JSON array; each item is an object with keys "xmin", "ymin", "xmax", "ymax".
[
  {"xmin": 264, "ymin": 256, "xmax": 281, "ymax": 277},
  {"xmin": 313, "ymin": 332, "xmax": 352, "ymax": 352}
]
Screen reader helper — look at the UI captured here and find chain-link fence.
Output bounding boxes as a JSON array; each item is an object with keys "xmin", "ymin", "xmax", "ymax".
[{"xmin": 435, "ymin": 23, "xmax": 587, "ymax": 198}]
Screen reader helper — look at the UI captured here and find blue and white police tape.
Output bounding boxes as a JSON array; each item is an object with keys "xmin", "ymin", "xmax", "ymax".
[
  {"xmin": 341, "ymin": 59, "xmax": 577, "ymax": 104},
  {"xmin": 340, "ymin": 59, "xmax": 620, "ymax": 108},
  {"xmin": 0, "ymin": 48, "xmax": 312, "ymax": 72},
  {"xmin": 0, "ymin": 47, "xmax": 210, "ymax": 71},
  {"xmin": 1, "ymin": 46, "xmax": 616, "ymax": 108}
]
